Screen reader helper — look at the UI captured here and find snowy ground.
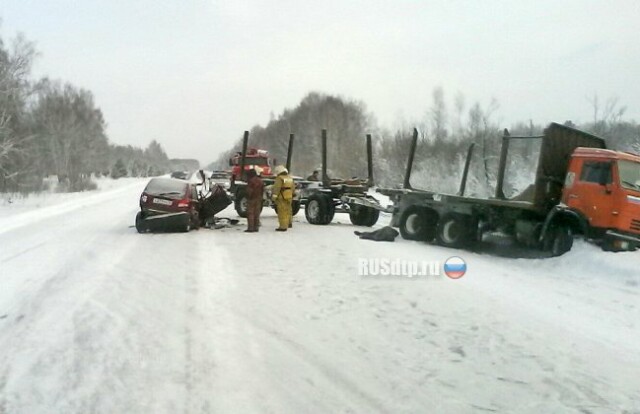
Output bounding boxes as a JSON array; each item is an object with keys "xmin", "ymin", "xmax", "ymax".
[{"xmin": 0, "ymin": 179, "xmax": 639, "ymax": 413}]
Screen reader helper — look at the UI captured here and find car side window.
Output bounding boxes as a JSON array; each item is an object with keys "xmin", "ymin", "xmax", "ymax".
[{"xmin": 580, "ymin": 161, "xmax": 612, "ymax": 184}]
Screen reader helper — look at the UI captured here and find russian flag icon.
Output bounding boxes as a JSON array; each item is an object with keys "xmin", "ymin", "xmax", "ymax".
[{"xmin": 444, "ymin": 256, "xmax": 467, "ymax": 279}]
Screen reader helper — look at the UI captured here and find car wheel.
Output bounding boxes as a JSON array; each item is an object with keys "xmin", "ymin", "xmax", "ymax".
[
  {"xmin": 190, "ymin": 209, "xmax": 200, "ymax": 230},
  {"xmin": 135, "ymin": 211, "xmax": 147, "ymax": 233}
]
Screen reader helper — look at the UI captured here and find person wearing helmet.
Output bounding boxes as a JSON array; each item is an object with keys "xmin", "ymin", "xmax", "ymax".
[
  {"xmin": 245, "ymin": 168, "xmax": 264, "ymax": 232},
  {"xmin": 272, "ymin": 165, "xmax": 295, "ymax": 231}
]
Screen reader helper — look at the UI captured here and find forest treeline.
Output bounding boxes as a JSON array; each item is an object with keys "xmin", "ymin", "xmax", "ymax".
[
  {"xmin": 210, "ymin": 89, "xmax": 640, "ymax": 197},
  {"xmin": 0, "ymin": 31, "xmax": 172, "ymax": 193}
]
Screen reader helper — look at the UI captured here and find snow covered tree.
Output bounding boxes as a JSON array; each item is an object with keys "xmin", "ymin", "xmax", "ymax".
[
  {"xmin": 210, "ymin": 92, "xmax": 374, "ymax": 179},
  {"xmin": 0, "ymin": 32, "xmax": 38, "ymax": 192},
  {"xmin": 111, "ymin": 158, "xmax": 128, "ymax": 179},
  {"xmin": 30, "ymin": 80, "xmax": 109, "ymax": 191}
]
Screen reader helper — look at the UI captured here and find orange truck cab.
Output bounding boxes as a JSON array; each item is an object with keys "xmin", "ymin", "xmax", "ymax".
[{"xmin": 560, "ymin": 148, "xmax": 640, "ymax": 250}]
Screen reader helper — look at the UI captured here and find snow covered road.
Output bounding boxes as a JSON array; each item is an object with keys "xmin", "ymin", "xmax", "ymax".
[{"xmin": 1, "ymin": 181, "xmax": 639, "ymax": 413}]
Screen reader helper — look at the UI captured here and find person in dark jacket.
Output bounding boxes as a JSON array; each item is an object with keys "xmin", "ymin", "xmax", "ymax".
[{"xmin": 245, "ymin": 168, "xmax": 264, "ymax": 232}]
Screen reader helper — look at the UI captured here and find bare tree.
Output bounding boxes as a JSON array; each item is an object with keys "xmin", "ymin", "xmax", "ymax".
[
  {"xmin": 0, "ymin": 32, "xmax": 38, "ymax": 191},
  {"xmin": 31, "ymin": 80, "xmax": 109, "ymax": 190},
  {"xmin": 587, "ymin": 93, "xmax": 627, "ymax": 137},
  {"xmin": 429, "ymin": 86, "xmax": 448, "ymax": 143}
]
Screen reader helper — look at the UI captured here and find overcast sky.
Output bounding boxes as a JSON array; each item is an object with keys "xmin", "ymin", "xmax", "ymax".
[{"xmin": 1, "ymin": 0, "xmax": 639, "ymax": 164}]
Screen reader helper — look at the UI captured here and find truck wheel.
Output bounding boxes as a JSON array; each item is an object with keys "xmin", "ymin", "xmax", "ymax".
[
  {"xmin": 348, "ymin": 205, "xmax": 363, "ymax": 225},
  {"xmin": 325, "ymin": 200, "xmax": 336, "ymax": 224},
  {"xmin": 436, "ymin": 213, "xmax": 475, "ymax": 248},
  {"xmin": 135, "ymin": 211, "xmax": 147, "ymax": 233},
  {"xmin": 292, "ymin": 200, "xmax": 301, "ymax": 216},
  {"xmin": 544, "ymin": 224, "xmax": 573, "ymax": 256},
  {"xmin": 305, "ymin": 194, "xmax": 334, "ymax": 225},
  {"xmin": 234, "ymin": 192, "xmax": 248, "ymax": 218},
  {"xmin": 399, "ymin": 206, "xmax": 437, "ymax": 241},
  {"xmin": 348, "ymin": 205, "xmax": 367, "ymax": 225},
  {"xmin": 273, "ymin": 200, "xmax": 301, "ymax": 216},
  {"xmin": 364, "ymin": 208, "xmax": 380, "ymax": 227},
  {"xmin": 349, "ymin": 205, "xmax": 381, "ymax": 227}
]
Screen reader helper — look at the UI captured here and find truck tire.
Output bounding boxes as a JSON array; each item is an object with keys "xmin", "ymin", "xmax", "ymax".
[
  {"xmin": 305, "ymin": 194, "xmax": 334, "ymax": 225},
  {"xmin": 349, "ymin": 204, "xmax": 365, "ymax": 225},
  {"xmin": 399, "ymin": 206, "xmax": 437, "ymax": 241},
  {"xmin": 543, "ymin": 224, "xmax": 573, "ymax": 256},
  {"xmin": 436, "ymin": 213, "xmax": 475, "ymax": 248},
  {"xmin": 234, "ymin": 191, "xmax": 248, "ymax": 218},
  {"xmin": 292, "ymin": 200, "xmax": 301, "ymax": 216},
  {"xmin": 135, "ymin": 211, "xmax": 147, "ymax": 233},
  {"xmin": 364, "ymin": 208, "xmax": 380, "ymax": 227},
  {"xmin": 273, "ymin": 200, "xmax": 301, "ymax": 216},
  {"xmin": 349, "ymin": 205, "xmax": 379, "ymax": 227}
]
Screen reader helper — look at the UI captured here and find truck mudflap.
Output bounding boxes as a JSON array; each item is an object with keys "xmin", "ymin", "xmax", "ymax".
[
  {"xmin": 340, "ymin": 195, "xmax": 394, "ymax": 213},
  {"xmin": 601, "ymin": 230, "xmax": 640, "ymax": 252}
]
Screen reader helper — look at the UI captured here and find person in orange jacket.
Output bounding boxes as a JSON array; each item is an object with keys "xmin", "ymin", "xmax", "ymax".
[{"xmin": 245, "ymin": 168, "xmax": 264, "ymax": 232}]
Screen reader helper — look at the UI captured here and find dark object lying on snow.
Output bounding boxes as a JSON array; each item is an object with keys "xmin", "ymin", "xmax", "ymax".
[
  {"xmin": 354, "ymin": 226, "xmax": 399, "ymax": 242},
  {"xmin": 208, "ymin": 217, "xmax": 240, "ymax": 229}
]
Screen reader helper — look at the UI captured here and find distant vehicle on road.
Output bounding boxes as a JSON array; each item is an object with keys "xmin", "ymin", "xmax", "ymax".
[
  {"xmin": 170, "ymin": 171, "xmax": 191, "ymax": 180},
  {"xmin": 209, "ymin": 170, "xmax": 232, "ymax": 189}
]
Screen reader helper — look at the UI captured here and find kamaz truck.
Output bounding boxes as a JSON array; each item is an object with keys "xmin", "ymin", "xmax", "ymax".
[{"xmin": 379, "ymin": 122, "xmax": 640, "ymax": 256}]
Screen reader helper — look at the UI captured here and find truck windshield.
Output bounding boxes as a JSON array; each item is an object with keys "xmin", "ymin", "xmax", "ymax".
[
  {"xmin": 244, "ymin": 157, "xmax": 269, "ymax": 166},
  {"xmin": 618, "ymin": 160, "xmax": 640, "ymax": 191},
  {"xmin": 233, "ymin": 157, "xmax": 269, "ymax": 166}
]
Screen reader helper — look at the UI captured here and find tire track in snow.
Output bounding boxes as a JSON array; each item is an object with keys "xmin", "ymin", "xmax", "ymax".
[
  {"xmin": 0, "ymin": 241, "xmax": 47, "ymax": 263},
  {"xmin": 230, "ymin": 306, "xmax": 393, "ymax": 414},
  {"xmin": 182, "ymin": 244, "xmax": 198, "ymax": 414},
  {"xmin": 0, "ymin": 184, "xmax": 147, "ymax": 413},
  {"xmin": 196, "ymin": 230, "xmax": 394, "ymax": 414}
]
